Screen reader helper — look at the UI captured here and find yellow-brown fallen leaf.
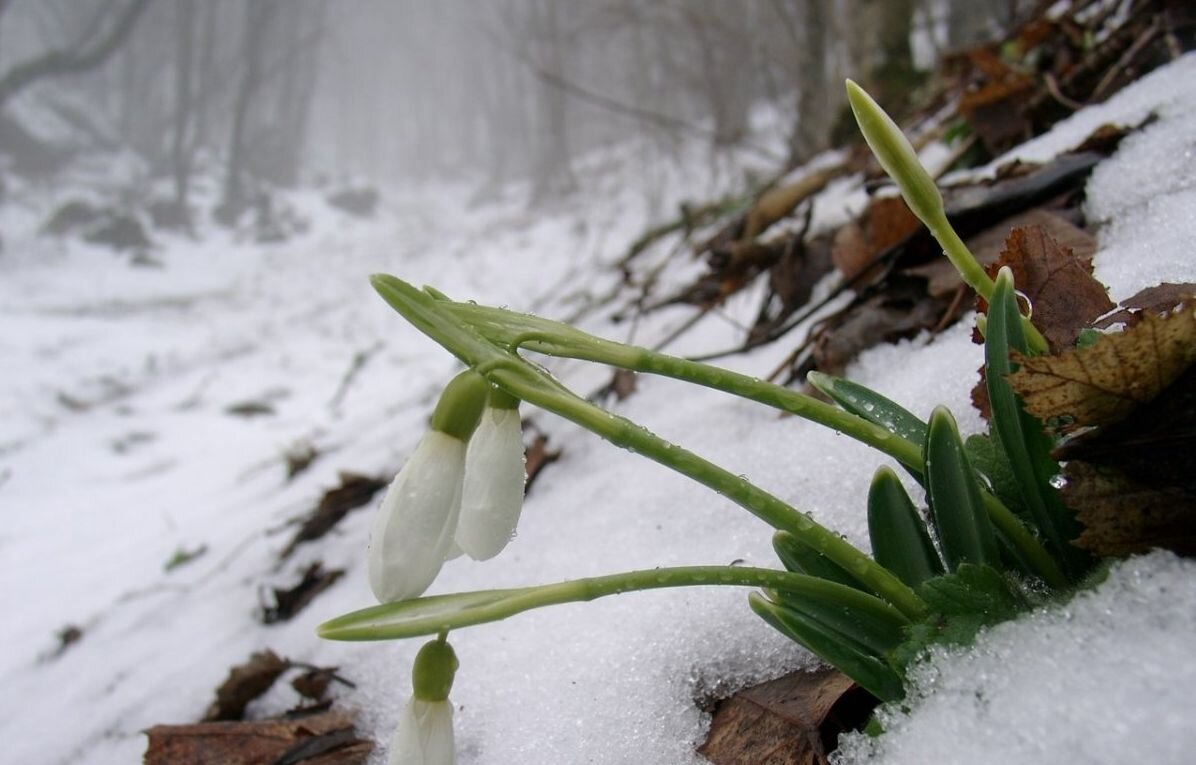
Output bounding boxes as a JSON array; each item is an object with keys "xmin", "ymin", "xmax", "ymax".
[
  {"xmin": 1063, "ymin": 462, "xmax": 1196, "ymax": 557},
  {"xmin": 1009, "ymin": 299, "xmax": 1196, "ymax": 432}
]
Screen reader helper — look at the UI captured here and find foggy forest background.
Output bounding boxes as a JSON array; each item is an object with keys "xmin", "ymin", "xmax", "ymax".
[{"xmin": 0, "ymin": 0, "xmax": 1019, "ymax": 221}]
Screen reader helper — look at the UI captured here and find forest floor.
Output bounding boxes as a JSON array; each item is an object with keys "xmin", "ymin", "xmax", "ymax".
[{"xmin": 2, "ymin": 48, "xmax": 1196, "ymax": 765}]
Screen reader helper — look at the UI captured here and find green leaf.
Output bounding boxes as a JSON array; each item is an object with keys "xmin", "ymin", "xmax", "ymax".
[
  {"xmin": 808, "ymin": 372, "xmax": 927, "ymax": 481},
  {"xmin": 889, "ymin": 565, "xmax": 1026, "ymax": 672},
  {"xmin": 985, "ymin": 268, "xmax": 1086, "ymax": 578},
  {"xmin": 765, "ymin": 575, "xmax": 912, "ymax": 657},
  {"xmin": 919, "ymin": 564, "xmax": 1024, "ymax": 618},
  {"xmin": 925, "ymin": 407, "xmax": 999, "ymax": 570},
  {"xmin": 964, "ymin": 433, "xmax": 1026, "ymax": 520},
  {"xmin": 319, "ymin": 587, "xmax": 537, "ymax": 641},
  {"xmin": 750, "ymin": 592, "xmax": 906, "ymax": 702},
  {"xmin": 773, "ymin": 530, "xmax": 868, "ymax": 592},
  {"xmin": 867, "ymin": 467, "xmax": 944, "ymax": 587}
]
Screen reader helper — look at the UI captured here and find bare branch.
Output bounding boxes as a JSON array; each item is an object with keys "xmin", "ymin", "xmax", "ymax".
[{"xmin": 0, "ymin": 0, "xmax": 152, "ymax": 110}]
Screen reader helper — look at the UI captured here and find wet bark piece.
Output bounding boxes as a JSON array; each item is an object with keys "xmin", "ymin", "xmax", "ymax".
[
  {"xmin": 281, "ymin": 473, "xmax": 387, "ymax": 559},
  {"xmin": 204, "ymin": 650, "xmax": 290, "ymax": 722},
  {"xmin": 698, "ymin": 667, "xmax": 875, "ymax": 765},
  {"xmin": 262, "ymin": 563, "xmax": 345, "ymax": 624},
  {"xmin": 145, "ymin": 710, "xmax": 372, "ymax": 765}
]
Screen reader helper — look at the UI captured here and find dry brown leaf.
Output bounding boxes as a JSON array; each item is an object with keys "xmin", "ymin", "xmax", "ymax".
[
  {"xmin": 910, "ymin": 210, "xmax": 1095, "ymax": 300},
  {"xmin": 698, "ymin": 667, "xmax": 874, "ymax": 765},
  {"xmin": 1009, "ymin": 300, "xmax": 1196, "ymax": 431},
  {"xmin": 831, "ymin": 196, "xmax": 920, "ymax": 282},
  {"xmin": 960, "ymin": 76, "xmax": 1036, "ymax": 153},
  {"xmin": 1094, "ymin": 283, "xmax": 1196, "ymax": 329},
  {"xmin": 987, "ymin": 224, "xmax": 1113, "ymax": 351},
  {"xmin": 145, "ymin": 710, "xmax": 372, "ymax": 765}
]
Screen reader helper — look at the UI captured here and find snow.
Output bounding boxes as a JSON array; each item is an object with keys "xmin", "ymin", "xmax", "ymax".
[{"xmin": 1, "ymin": 55, "xmax": 1195, "ymax": 765}]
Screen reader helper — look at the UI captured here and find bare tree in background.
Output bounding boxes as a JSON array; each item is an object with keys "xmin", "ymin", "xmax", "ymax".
[
  {"xmin": 0, "ymin": 0, "xmax": 150, "ymax": 175},
  {"xmin": 217, "ymin": 0, "xmax": 277, "ymax": 224},
  {"xmin": 0, "ymin": 0, "xmax": 150, "ymax": 111},
  {"xmin": 528, "ymin": 0, "xmax": 576, "ymax": 202}
]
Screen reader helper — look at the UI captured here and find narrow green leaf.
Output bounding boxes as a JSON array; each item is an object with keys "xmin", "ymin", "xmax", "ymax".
[
  {"xmin": 925, "ymin": 407, "xmax": 999, "ymax": 570},
  {"xmin": 318, "ymin": 565, "xmax": 891, "ymax": 642},
  {"xmin": 867, "ymin": 467, "xmax": 944, "ymax": 587},
  {"xmin": 807, "ymin": 372, "xmax": 928, "ymax": 446},
  {"xmin": 964, "ymin": 433, "xmax": 1026, "ymax": 520},
  {"xmin": 750, "ymin": 593, "xmax": 905, "ymax": 702},
  {"xmin": 773, "ymin": 530, "xmax": 868, "ymax": 592},
  {"xmin": 985, "ymin": 269, "xmax": 1087, "ymax": 579},
  {"xmin": 764, "ymin": 575, "xmax": 912, "ymax": 657}
]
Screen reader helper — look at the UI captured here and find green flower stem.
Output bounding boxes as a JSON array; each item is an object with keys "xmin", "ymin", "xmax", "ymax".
[
  {"xmin": 446, "ymin": 302, "xmax": 923, "ymax": 467},
  {"xmin": 492, "ymin": 359, "xmax": 927, "ymax": 619},
  {"xmin": 842, "ymin": 80, "xmax": 1048, "ymax": 355},
  {"xmin": 375, "ymin": 276, "xmax": 927, "ymax": 619},
  {"xmin": 443, "ymin": 300, "xmax": 1065, "ymax": 588},
  {"xmin": 982, "ymin": 493, "xmax": 1066, "ymax": 586},
  {"xmin": 930, "ymin": 213, "xmax": 1049, "ymax": 354},
  {"xmin": 318, "ymin": 565, "xmax": 909, "ymax": 641}
]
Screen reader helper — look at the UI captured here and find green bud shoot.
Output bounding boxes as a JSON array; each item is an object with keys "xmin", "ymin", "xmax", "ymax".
[
  {"xmin": 412, "ymin": 638, "xmax": 459, "ymax": 701},
  {"xmin": 430, "ymin": 370, "xmax": 489, "ymax": 441}
]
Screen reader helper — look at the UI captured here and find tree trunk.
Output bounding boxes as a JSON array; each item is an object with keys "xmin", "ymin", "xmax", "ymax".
[
  {"xmin": 218, "ymin": 0, "xmax": 276, "ymax": 225},
  {"xmin": 171, "ymin": 0, "xmax": 196, "ymax": 216},
  {"xmin": 530, "ymin": 0, "xmax": 575, "ymax": 204}
]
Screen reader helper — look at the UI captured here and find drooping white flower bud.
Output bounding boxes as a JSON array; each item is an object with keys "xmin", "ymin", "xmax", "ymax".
[
  {"xmin": 389, "ymin": 639, "xmax": 459, "ymax": 765},
  {"xmin": 456, "ymin": 389, "xmax": 526, "ymax": 561},
  {"xmin": 368, "ymin": 431, "xmax": 467, "ymax": 603},
  {"xmin": 368, "ymin": 371, "xmax": 489, "ymax": 603}
]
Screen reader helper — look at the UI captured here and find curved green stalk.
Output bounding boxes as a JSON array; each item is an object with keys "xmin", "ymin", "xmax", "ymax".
[
  {"xmin": 445, "ymin": 301, "xmax": 923, "ymax": 469},
  {"xmin": 318, "ymin": 565, "xmax": 909, "ymax": 641},
  {"xmin": 844, "ymin": 79, "xmax": 1048, "ymax": 355},
  {"xmin": 442, "ymin": 299, "xmax": 1064, "ymax": 587},
  {"xmin": 374, "ymin": 275, "xmax": 927, "ymax": 619}
]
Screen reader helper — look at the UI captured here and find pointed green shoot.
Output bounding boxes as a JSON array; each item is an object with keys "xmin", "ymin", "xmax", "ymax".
[
  {"xmin": 985, "ymin": 268, "xmax": 1087, "ymax": 579},
  {"xmin": 925, "ymin": 406, "xmax": 999, "ymax": 570},
  {"xmin": 845, "ymin": 78, "xmax": 945, "ymax": 227},
  {"xmin": 773, "ymin": 530, "xmax": 870, "ymax": 593},
  {"xmin": 867, "ymin": 466, "xmax": 944, "ymax": 587},
  {"xmin": 763, "ymin": 577, "xmax": 911, "ymax": 657},
  {"xmin": 750, "ymin": 592, "xmax": 905, "ymax": 702}
]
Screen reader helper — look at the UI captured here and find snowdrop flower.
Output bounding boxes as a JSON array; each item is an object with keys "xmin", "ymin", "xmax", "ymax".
[
  {"xmin": 456, "ymin": 388, "xmax": 526, "ymax": 560},
  {"xmin": 368, "ymin": 371, "xmax": 488, "ymax": 603},
  {"xmin": 389, "ymin": 638, "xmax": 459, "ymax": 765}
]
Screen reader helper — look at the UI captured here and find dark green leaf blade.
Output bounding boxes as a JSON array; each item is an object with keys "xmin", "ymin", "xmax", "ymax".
[
  {"xmin": 925, "ymin": 407, "xmax": 999, "ymax": 570},
  {"xmin": 985, "ymin": 268, "xmax": 1087, "ymax": 579},
  {"xmin": 773, "ymin": 530, "xmax": 869, "ymax": 592},
  {"xmin": 750, "ymin": 592, "xmax": 906, "ymax": 702},
  {"xmin": 868, "ymin": 467, "xmax": 945, "ymax": 587}
]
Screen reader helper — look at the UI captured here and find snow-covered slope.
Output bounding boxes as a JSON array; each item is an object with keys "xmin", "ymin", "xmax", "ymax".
[{"xmin": 1, "ymin": 55, "xmax": 1194, "ymax": 765}]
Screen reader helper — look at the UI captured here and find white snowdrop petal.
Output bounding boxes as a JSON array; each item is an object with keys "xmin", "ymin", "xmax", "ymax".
[
  {"xmin": 388, "ymin": 699, "xmax": 456, "ymax": 765},
  {"xmin": 457, "ymin": 407, "xmax": 527, "ymax": 560},
  {"xmin": 368, "ymin": 431, "xmax": 467, "ymax": 602}
]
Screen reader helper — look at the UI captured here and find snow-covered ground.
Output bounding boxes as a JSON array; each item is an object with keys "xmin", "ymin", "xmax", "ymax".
[{"xmin": 1, "ymin": 55, "xmax": 1195, "ymax": 765}]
